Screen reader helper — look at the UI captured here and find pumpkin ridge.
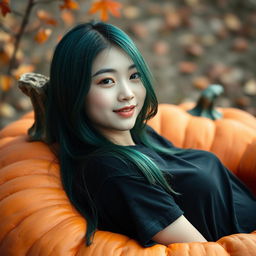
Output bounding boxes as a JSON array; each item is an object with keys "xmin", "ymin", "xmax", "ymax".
[
  {"xmin": 0, "ymin": 141, "xmax": 56, "ymax": 168},
  {"xmin": 0, "ymin": 159, "xmax": 60, "ymax": 181},
  {"xmin": 74, "ymin": 238, "xmax": 87, "ymax": 256},
  {"xmin": 26, "ymin": 215, "xmax": 86, "ymax": 256},
  {"xmin": 211, "ymin": 119, "xmax": 256, "ymax": 173},
  {"xmin": 118, "ymin": 238, "xmax": 143, "ymax": 256},
  {"xmin": 82, "ymin": 232, "xmax": 137, "ymax": 256},
  {"xmin": 29, "ymin": 213, "xmax": 82, "ymax": 247},
  {"xmin": 0, "ymin": 188, "xmax": 68, "ymax": 216},
  {"xmin": 0, "ymin": 187, "xmax": 66, "ymax": 204},
  {"xmin": 111, "ymin": 235, "xmax": 135, "ymax": 255},
  {"xmin": 217, "ymin": 232, "xmax": 256, "ymax": 254},
  {"xmin": 222, "ymin": 108, "xmax": 256, "ymax": 130},
  {"xmin": 0, "ymin": 174, "xmax": 61, "ymax": 201},
  {"xmin": 0, "ymin": 166, "xmax": 60, "ymax": 186},
  {"xmin": 0, "ymin": 201, "xmax": 72, "ymax": 245},
  {"xmin": 212, "ymin": 242, "xmax": 229, "ymax": 256},
  {"xmin": 236, "ymin": 139, "xmax": 256, "ymax": 194},
  {"xmin": 0, "ymin": 119, "xmax": 33, "ymax": 138},
  {"xmin": 182, "ymin": 116, "xmax": 215, "ymax": 150},
  {"xmin": 183, "ymin": 118, "xmax": 192, "ymax": 148},
  {"xmin": 208, "ymin": 124, "xmax": 217, "ymax": 153},
  {"xmin": 0, "ymin": 169, "xmax": 60, "ymax": 185},
  {"xmin": 117, "ymin": 242, "xmax": 134, "ymax": 256},
  {"xmin": 0, "ymin": 137, "xmax": 17, "ymax": 150},
  {"xmin": 0, "ymin": 136, "xmax": 31, "ymax": 151},
  {"xmin": 0, "ymin": 206, "xmax": 79, "ymax": 255},
  {"xmin": 0, "ymin": 136, "xmax": 26, "ymax": 149},
  {"xmin": 26, "ymin": 215, "xmax": 80, "ymax": 254}
]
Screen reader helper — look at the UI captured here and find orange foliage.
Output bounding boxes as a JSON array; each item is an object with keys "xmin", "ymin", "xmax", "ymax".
[
  {"xmin": 61, "ymin": 10, "xmax": 75, "ymax": 26},
  {"xmin": 37, "ymin": 10, "xmax": 58, "ymax": 26},
  {"xmin": 0, "ymin": 0, "xmax": 11, "ymax": 16},
  {"xmin": 12, "ymin": 65, "xmax": 35, "ymax": 79},
  {"xmin": 89, "ymin": 0, "xmax": 122, "ymax": 21},
  {"xmin": 0, "ymin": 49, "xmax": 10, "ymax": 65},
  {"xmin": 60, "ymin": 0, "xmax": 79, "ymax": 10},
  {"xmin": 57, "ymin": 34, "xmax": 63, "ymax": 42},
  {"xmin": 34, "ymin": 28, "xmax": 52, "ymax": 44},
  {"xmin": 0, "ymin": 0, "xmax": 123, "ymax": 94},
  {"xmin": 0, "ymin": 75, "xmax": 13, "ymax": 91}
]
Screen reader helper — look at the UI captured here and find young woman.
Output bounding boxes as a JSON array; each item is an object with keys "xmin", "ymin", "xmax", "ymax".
[{"xmin": 45, "ymin": 21, "xmax": 256, "ymax": 247}]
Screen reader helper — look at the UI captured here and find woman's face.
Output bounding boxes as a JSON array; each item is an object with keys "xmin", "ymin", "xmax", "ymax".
[{"xmin": 85, "ymin": 46, "xmax": 146, "ymax": 143}]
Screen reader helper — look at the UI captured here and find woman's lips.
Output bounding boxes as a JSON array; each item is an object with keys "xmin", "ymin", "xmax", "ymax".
[{"xmin": 113, "ymin": 105, "xmax": 136, "ymax": 118}]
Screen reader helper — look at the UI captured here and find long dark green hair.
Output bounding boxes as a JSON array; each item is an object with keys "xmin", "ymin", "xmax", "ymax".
[{"xmin": 46, "ymin": 21, "xmax": 183, "ymax": 245}]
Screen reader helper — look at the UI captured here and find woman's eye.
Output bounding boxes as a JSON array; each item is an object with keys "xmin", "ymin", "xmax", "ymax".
[
  {"xmin": 130, "ymin": 72, "xmax": 141, "ymax": 80},
  {"xmin": 98, "ymin": 78, "xmax": 114, "ymax": 85}
]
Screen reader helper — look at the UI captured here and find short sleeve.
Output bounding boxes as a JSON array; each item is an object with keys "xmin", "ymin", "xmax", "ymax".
[{"xmin": 96, "ymin": 174, "xmax": 184, "ymax": 247}]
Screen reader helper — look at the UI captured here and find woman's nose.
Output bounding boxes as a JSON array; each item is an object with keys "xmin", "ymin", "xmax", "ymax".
[{"xmin": 118, "ymin": 82, "xmax": 134, "ymax": 101}]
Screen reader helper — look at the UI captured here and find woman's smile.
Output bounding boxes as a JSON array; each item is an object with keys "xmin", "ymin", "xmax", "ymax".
[{"xmin": 113, "ymin": 105, "xmax": 137, "ymax": 118}]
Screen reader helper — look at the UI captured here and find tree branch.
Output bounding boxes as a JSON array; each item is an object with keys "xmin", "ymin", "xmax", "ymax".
[
  {"xmin": 7, "ymin": 0, "xmax": 35, "ymax": 75},
  {"xmin": 0, "ymin": 24, "xmax": 15, "ymax": 36},
  {"xmin": 1, "ymin": 0, "xmax": 36, "ymax": 102},
  {"xmin": 34, "ymin": 0, "xmax": 60, "ymax": 5},
  {"xmin": 11, "ymin": 10, "xmax": 24, "ymax": 17}
]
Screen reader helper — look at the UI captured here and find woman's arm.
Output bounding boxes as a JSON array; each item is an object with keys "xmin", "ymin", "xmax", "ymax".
[{"xmin": 152, "ymin": 215, "xmax": 207, "ymax": 245}]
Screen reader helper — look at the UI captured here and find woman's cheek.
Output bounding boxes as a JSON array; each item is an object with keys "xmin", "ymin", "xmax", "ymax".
[
  {"xmin": 88, "ymin": 90, "xmax": 113, "ymax": 110},
  {"xmin": 136, "ymin": 85, "xmax": 146, "ymax": 104}
]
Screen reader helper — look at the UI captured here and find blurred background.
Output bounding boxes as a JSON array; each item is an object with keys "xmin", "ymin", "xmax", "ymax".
[{"xmin": 1, "ymin": 0, "xmax": 256, "ymax": 128}]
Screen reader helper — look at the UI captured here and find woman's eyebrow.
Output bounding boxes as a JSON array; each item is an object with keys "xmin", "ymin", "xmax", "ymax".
[
  {"xmin": 128, "ymin": 64, "xmax": 136, "ymax": 70},
  {"xmin": 92, "ymin": 64, "xmax": 136, "ymax": 77},
  {"xmin": 92, "ymin": 68, "xmax": 115, "ymax": 77}
]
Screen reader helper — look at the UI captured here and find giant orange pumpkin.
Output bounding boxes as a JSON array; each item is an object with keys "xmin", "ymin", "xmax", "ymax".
[
  {"xmin": 147, "ymin": 103, "xmax": 256, "ymax": 194},
  {"xmin": 148, "ymin": 85, "xmax": 256, "ymax": 194},
  {"xmin": 0, "ymin": 102, "xmax": 256, "ymax": 256}
]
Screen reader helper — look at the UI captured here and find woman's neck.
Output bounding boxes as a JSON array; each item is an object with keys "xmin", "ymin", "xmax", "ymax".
[{"xmin": 101, "ymin": 130, "xmax": 136, "ymax": 146}]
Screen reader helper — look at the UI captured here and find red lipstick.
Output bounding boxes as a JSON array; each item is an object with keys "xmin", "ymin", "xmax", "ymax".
[{"xmin": 113, "ymin": 105, "xmax": 136, "ymax": 118}]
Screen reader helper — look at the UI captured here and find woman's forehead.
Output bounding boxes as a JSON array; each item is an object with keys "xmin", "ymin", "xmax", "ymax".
[{"xmin": 92, "ymin": 46, "xmax": 134, "ymax": 72}]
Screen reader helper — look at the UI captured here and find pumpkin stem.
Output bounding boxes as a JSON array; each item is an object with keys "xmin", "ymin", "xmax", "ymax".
[
  {"xmin": 187, "ymin": 84, "xmax": 224, "ymax": 120},
  {"xmin": 18, "ymin": 73, "xmax": 49, "ymax": 142}
]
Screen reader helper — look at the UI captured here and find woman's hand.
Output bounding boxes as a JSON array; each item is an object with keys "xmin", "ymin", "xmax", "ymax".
[{"xmin": 152, "ymin": 215, "xmax": 207, "ymax": 245}]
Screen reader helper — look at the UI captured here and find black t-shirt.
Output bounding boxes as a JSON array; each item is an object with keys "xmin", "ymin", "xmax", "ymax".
[{"xmin": 74, "ymin": 126, "xmax": 256, "ymax": 247}]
